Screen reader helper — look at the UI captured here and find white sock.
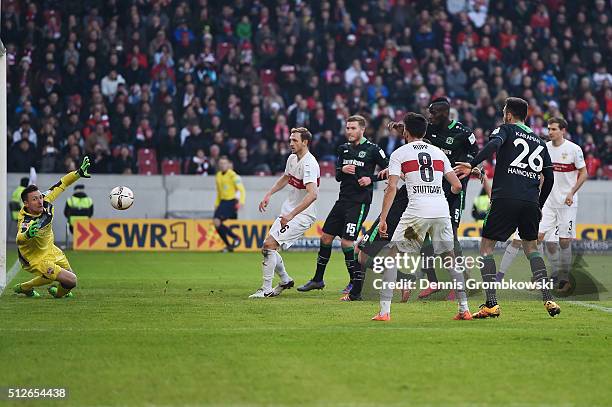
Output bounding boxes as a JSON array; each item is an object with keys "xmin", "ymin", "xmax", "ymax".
[
  {"xmin": 274, "ymin": 251, "xmax": 291, "ymax": 284},
  {"xmin": 559, "ymin": 245, "xmax": 572, "ymax": 282},
  {"xmin": 543, "ymin": 242, "xmax": 560, "ymax": 279},
  {"xmin": 262, "ymin": 249, "xmax": 277, "ymax": 292},
  {"xmin": 499, "ymin": 243, "xmax": 520, "ymax": 276},
  {"xmin": 449, "ymin": 267, "xmax": 469, "ymax": 312},
  {"xmin": 380, "ymin": 300, "xmax": 391, "ymax": 314}
]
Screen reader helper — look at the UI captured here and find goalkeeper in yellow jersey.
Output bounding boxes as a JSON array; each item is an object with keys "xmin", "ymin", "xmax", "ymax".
[{"xmin": 13, "ymin": 157, "xmax": 91, "ymax": 298}]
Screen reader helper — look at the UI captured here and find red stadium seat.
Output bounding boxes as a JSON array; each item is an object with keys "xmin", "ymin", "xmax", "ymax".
[
  {"xmin": 399, "ymin": 58, "xmax": 417, "ymax": 75},
  {"xmin": 137, "ymin": 148, "xmax": 156, "ymax": 163},
  {"xmin": 319, "ymin": 160, "xmax": 335, "ymax": 177},
  {"xmin": 363, "ymin": 57, "xmax": 378, "ymax": 71},
  {"xmin": 216, "ymin": 42, "xmax": 232, "ymax": 62},
  {"xmin": 260, "ymin": 69, "xmax": 277, "ymax": 86},
  {"xmin": 366, "ymin": 70, "xmax": 376, "ymax": 83},
  {"xmin": 161, "ymin": 159, "xmax": 181, "ymax": 175},
  {"xmin": 138, "ymin": 159, "xmax": 158, "ymax": 175}
]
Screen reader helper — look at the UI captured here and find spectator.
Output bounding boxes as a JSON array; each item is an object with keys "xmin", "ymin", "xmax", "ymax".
[
  {"xmin": 585, "ymin": 152, "xmax": 601, "ymax": 179},
  {"xmin": 187, "ymin": 148, "xmax": 212, "ymax": 175},
  {"xmin": 232, "ymin": 147, "xmax": 253, "ymax": 175},
  {"xmin": 12, "ymin": 118, "xmax": 37, "ymax": 146},
  {"xmin": 2, "ymin": 1, "xmax": 610, "ymax": 178},
  {"xmin": 101, "ymin": 69, "xmax": 126, "ymax": 102},
  {"xmin": 113, "ymin": 146, "xmax": 137, "ymax": 174},
  {"xmin": 9, "ymin": 140, "xmax": 37, "ymax": 172}
]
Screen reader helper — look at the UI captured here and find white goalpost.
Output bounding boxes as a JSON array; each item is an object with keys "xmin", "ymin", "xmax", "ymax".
[{"xmin": 0, "ymin": 34, "xmax": 7, "ymax": 292}]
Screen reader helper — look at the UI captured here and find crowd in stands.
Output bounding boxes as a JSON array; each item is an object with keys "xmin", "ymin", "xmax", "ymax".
[{"xmin": 4, "ymin": 0, "xmax": 612, "ymax": 179}]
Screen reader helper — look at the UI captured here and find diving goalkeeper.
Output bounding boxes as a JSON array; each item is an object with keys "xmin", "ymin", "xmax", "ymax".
[{"xmin": 13, "ymin": 157, "xmax": 91, "ymax": 298}]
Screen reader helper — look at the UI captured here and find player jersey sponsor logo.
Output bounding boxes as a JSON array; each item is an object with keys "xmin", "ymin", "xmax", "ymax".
[
  {"xmin": 288, "ymin": 175, "xmax": 320, "ymax": 189},
  {"xmin": 342, "ymin": 159, "xmax": 365, "ymax": 167},
  {"xmin": 412, "ymin": 185, "xmax": 442, "ymax": 194},
  {"xmin": 507, "ymin": 166, "xmax": 539, "ymax": 179},
  {"xmin": 552, "ymin": 162, "xmax": 577, "ymax": 172},
  {"xmin": 440, "ymin": 148, "xmax": 452, "ymax": 156},
  {"xmin": 401, "ymin": 159, "xmax": 445, "ymax": 173}
]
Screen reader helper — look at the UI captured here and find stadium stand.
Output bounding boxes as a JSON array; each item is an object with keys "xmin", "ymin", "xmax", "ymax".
[{"xmin": 3, "ymin": 0, "xmax": 611, "ymax": 177}]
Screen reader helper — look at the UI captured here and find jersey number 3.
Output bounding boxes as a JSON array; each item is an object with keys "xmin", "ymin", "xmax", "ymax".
[{"xmin": 509, "ymin": 139, "xmax": 544, "ymax": 172}]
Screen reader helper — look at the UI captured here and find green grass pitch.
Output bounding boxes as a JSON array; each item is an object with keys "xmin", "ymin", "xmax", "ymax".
[{"xmin": 1, "ymin": 250, "xmax": 611, "ymax": 407}]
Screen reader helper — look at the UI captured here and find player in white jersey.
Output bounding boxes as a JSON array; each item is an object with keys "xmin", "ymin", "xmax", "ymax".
[
  {"xmin": 372, "ymin": 113, "xmax": 472, "ymax": 321},
  {"xmin": 497, "ymin": 118, "xmax": 587, "ymax": 291},
  {"xmin": 249, "ymin": 128, "xmax": 320, "ymax": 298},
  {"xmin": 540, "ymin": 118, "xmax": 587, "ymax": 290}
]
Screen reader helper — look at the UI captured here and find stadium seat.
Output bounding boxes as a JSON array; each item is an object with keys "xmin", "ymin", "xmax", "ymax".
[
  {"xmin": 319, "ymin": 161, "xmax": 335, "ymax": 177},
  {"xmin": 260, "ymin": 69, "xmax": 277, "ymax": 86},
  {"xmin": 603, "ymin": 165, "xmax": 612, "ymax": 179},
  {"xmin": 399, "ymin": 58, "xmax": 417, "ymax": 75},
  {"xmin": 137, "ymin": 148, "xmax": 156, "ymax": 163},
  {"xmin": 161, "ymin": 159, "xmax": 181, "ymax": 175},
  {"xmin": 138, "ymin": 159, "xmax": 158, "ymax": 175},
  {"xmin": 216, "ymin": 42, "xmax": 232, "ymax": 62},
  {"xmin": 363, "ymin": 57, "xmax": 378, "ymax": 71}
]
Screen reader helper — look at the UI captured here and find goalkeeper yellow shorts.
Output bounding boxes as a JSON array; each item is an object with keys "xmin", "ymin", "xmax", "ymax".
[{"xmin": 24, "ymin": 246, "xmax": 71, "ymax": 281}]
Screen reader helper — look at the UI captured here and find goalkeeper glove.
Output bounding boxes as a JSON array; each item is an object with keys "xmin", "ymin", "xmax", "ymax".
[
  {"xmin": 78, "ymin": 156, "xmax": 91, "ymax": 178},
  {"xmin": 26, "ymin": 219, "xmax": 39, "ymax": 238}
]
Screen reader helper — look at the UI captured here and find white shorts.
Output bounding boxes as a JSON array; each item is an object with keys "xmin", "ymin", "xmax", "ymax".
[
  {"xmin": 390, "ymin": 216, "xmax": 454, "ymax": 254},
  {"xmin": 269, "ymin": 213, "xmax": 315, "ymax": 250},
  {"xmin": 539, "ymin": 206, "xmax": 577, "ymax": 240}
]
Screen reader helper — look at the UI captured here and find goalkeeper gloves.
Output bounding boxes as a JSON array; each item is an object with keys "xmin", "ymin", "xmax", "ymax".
[
  {"xmin": 78, "ymin": 156, "xmax": 91, "ymax": 178},
  {"xmin": 26, "ymin": 219, "xmax": 39, "ymax": 238}
]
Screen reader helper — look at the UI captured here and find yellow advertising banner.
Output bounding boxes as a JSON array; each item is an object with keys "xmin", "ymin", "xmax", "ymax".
[
  {"xmin": 457, "ymin": 223, "xmax": 612, "ymax": 241},
  {"xmin": 73, "ymin": 219, "xmax": 612, "ymax": 252},
  {"xmin": 72, "ymin": 219, "xmax": 374, "ymax": 252}
]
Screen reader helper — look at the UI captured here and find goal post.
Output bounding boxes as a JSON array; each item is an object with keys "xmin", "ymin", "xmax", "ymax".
[{"xmin": 0, "ymin": 37, "xmax": 8, "ymax": 292}]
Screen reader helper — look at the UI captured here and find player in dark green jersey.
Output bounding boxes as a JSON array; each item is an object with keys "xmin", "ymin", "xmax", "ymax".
[
  {"xmin": 298, "ymin": 115, "xmax": 388, "ymax": 293},
  {"xmin": 454, "ymin": 97, "xmax": 561, "ymax": 318}
]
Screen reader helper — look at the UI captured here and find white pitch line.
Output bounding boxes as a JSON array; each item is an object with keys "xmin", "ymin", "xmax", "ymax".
[
  {"xmin": 567, "ymin": 301, "xmax": 612, "ymax": 313},
  {"xmin": 0, "ymin": 260, "xmax": 21, "ymax": 294}
]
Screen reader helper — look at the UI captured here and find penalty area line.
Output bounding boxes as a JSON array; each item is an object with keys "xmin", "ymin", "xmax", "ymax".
[{"xmin": 566, "ymin": 301, "xmax": 612, "ymax": 313}]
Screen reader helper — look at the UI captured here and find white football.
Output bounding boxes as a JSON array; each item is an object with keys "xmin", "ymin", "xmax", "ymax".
[{"xmin": 109, "ymin": 186, "xmax": 134, "ymax": 210}]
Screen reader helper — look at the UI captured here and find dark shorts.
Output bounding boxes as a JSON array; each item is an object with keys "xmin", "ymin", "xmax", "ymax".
[
  {"xmin": 482, "ymin": 199, "xmax": 540, "ymax": 242},
  {"xmin": 322, "ymin": 200, "xmax": 370, "ymax": 241},
  {"xmin": 358, "ymin": 199, "xmax": 406, "ymax": 257},
  {"xmin": 444, "ymin": 178, "xmax": 468, "ymax": 229},
  {"xmin": 214, "ymin": 199, "xmax": 238, "ymax": 220}
]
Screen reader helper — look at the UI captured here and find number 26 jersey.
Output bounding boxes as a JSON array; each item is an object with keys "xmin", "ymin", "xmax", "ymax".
[
  {"xmin": 489, "ymin": 123, "xmax": 552, "ymax": 204},
  {"xmin": 388, "ymin": 140, "xmax": 454, "ymax": 219}
]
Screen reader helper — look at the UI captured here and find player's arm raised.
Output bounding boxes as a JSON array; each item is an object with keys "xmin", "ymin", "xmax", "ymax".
[
  {"xmin": 45, "ymin": 157, "xmax": 91, "ymax": 203},
  {"xmin": 454, "ymin": 127, "xmax": 506, "ymax": 179},
  {"xmin": 364, "ymin": 145, "xmax": 389, "ymax": 185},
  {"xmin": 280, "ymin": 182, "xmax": 318, "ymax": 227},
  {"xmin": 259, "ymin": 174, "xmax": 290, "ymax": 212}
]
